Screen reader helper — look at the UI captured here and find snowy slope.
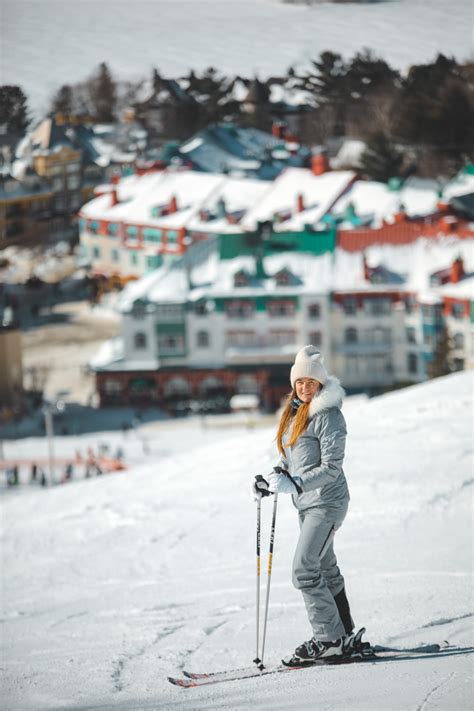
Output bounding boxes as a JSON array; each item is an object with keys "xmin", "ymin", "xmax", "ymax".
[
  {"xmin": 2, "ymin": 0, "xmax": 473, "ymax": 117},
  {"xmin": 1, "ymin": 372, "xmax": 473, "ymax": 710}
]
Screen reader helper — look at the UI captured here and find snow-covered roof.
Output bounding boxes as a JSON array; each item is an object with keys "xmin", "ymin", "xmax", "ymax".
[
  {"xmin": 332, "ymin": 180, "xmax": 440, "ymax": 227},
  {"xmin": 117, "ymin": 236, "xmax": 474, "ymax": 310},
  {"xmin": 81, "ymin": 170, "xmax": 270, "ymax": 233},
  {"xmin": 242, "ymin": 168, "xmax": 356, "ymax": 231}
]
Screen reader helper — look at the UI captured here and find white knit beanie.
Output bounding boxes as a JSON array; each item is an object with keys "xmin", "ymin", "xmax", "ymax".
[{"xmin": 290, "ymin": 345, "xmax": 329, "ymax": 387}]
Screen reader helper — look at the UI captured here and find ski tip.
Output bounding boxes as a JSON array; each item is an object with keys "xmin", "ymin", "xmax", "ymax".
[{"xmin": 168, "ymin": 676, "xmax": 196, "ymax": 688}]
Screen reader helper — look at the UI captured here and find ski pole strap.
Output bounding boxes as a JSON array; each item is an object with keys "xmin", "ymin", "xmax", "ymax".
[{"xmin": 273, "ymin": 466, "xmax": 303, "ymax": 495}]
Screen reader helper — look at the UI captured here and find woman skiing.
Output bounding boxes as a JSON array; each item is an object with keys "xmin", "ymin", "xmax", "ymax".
[{"xmin": 253, "ymin": 345, "xmax": 357, "ymax": 664}]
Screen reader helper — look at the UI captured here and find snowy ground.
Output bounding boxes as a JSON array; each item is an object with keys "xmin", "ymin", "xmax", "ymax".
[
  {"xmin": 1, "ymin": 372, "xmax": 473, "ymax": 710},
  {"xmin": 3, "ymin": 0, "xmax": 473, "ymax": 117},
  {"xmin": 21, "ymin": 300, "xmax": 120, "ymax": 407}
]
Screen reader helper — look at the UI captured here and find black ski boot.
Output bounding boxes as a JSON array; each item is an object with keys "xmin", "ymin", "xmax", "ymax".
[{"xmin": 282, "ymin": 636, "xmax": 344, "ymax": 667}]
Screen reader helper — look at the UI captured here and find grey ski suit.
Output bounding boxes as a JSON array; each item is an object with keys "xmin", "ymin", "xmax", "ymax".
[{"xmin": 278, "ymin": 376, "xmax": 350, "ymax": 641}]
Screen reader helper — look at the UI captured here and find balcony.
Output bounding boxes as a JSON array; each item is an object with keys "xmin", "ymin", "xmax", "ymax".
[
  {"xmin": 225, "ymin": 338, "xmax": 298, "ymax": 365},
  {"xmin": 334, "ymin": 340, "xmax": 393, "ymax": 355}
]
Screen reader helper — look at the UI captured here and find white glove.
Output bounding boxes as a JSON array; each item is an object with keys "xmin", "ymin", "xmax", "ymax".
[
  {"xmin": 251, "ymin": 475, "xmax": 271, "ymax": 501},
  {"xmin": 267, "ymin": 469, "xmax": 300, "ymax": 495}
]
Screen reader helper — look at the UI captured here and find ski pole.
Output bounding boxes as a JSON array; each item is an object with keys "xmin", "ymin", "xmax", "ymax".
[
  {"xmin": 258, "ymin": 492, "xmax": 278, "ymax": 670},
  {"xmin": 253, "ymin": 497, "xmax": 262, "ymax": 667}
]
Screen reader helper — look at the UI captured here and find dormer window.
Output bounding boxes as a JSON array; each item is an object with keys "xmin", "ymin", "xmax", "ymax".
[
  {"xmin": 275, "ymin": 268, "xmax": 294, "ymax": 287},
  {"xmin": 234, "ymin": 269, "xmax": 250, "ymax": 288}
]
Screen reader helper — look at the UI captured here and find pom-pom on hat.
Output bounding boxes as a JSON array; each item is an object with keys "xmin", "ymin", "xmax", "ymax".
[{"xmin": 290, "ymin": 345, "xmax": 329, "ymax": 387}]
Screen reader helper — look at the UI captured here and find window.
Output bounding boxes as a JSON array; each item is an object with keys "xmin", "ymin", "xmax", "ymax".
[
  {"xmin": 127, "ymin": 226, "xmax": 138, "ymax": 239},
  {"xmin": 453, "ymin": 358, "xmax": 465, "ymax": 371},
  {"xmin": 67, "ymin": 174, "xmax": 80, "ymax": 190},
  {"xmin": 194, "ymin": 302, "xmax": 207, "ymax": 316},
  {"xmin": 197, "ymin": 330, "xmax": 210, "ymax": 348},
  {"xmin": 225, "ymin": 300, "xmax": 254, "ymax": 319},
  {"xmin": 144, "ymin": 228, "xmax": 161, "ymax": 243},
  {"xmin": 52, "ymin": 176, "xmax": 63, "ymax": 191},
  {"xmin": 158, "ymin": 334, "xmax": 185, "ymax": 354},
  {"xmin": 167, "ymin": 230, "xmax": 178, "ymax": 243},
  {"xmin": 132, "ymin": 302, "xmax": 147, "ymax": 319},
  {"xmin": 199, "ymin": 376, "xmax": 225, "ymax": 395},
  {"xmin": 365, "ymin": 298, "xmax": 391, "ymax": 316},
  {"xmin": 308, "ymin": 303, "xmax": 320, "ymax": 319},
  {"xmin": 405, "ymin": 297, "xmax": 416, "ymax": 314},
  {"xmin": 227, "ymin": 331, "xmax": 255, "ymax": 347},
  {"xmin": 451, "ymin": 303, "xmax": 465, "ymax": 320},
  {"xmin": 156, "ymin": 304, "xmax": 183, "ymax": 320},
  {"xmin": 343, "ymin": 298, "xmax": 357, "ymax": 316},
  {"xmin": 267, "ymin": 300, "xmax": 295, "ymax": 318},
  {"xmin": 269, "ymin": 330, "xmax": 296, "ymax": 346},
  {"xmin": 234, "ymin": 270, "xmax": 250, "ymax": 287},
  {"xmin": 453, "ymin": 332, "xmax": 465, "ymax": 349},
  {"xmin": 408, "ymin": 353, "xmax": 418, "ymax": 374},
  {"xmin": 108, "ymin": 223, "xmax": 120, "ymax": 236},
  {"xmin": 423, "ymin": 332, "xmax": 433, "ymax": 347},
  {"xmin": 371, "ymin": 327, "xmax": 391, "ymax": 344},
  {"xmin": 134, "ymin": 332, "xmax": 147, "ymax": 349},
  {"xmin": 104, "ymin": 379, "xmax": 122, "ymax": 395},
  {"xmin": 163, "ymin": 376, "xmax": 191, "ymax": 397},
  {"xmin": 93, "ymin": 246, "xmax": 101, "ymax": 259},
  {"xmin": 111, "ymin": 249, "xmax": 120, "ymax": 263},
  {"xmin": 309, "ymin": 331, "xmax": 322, "ymax": 347},
  {"xmin": 345, "ymin": 327, "xmax": 358, "ymax": 344},
  {"xmin": 275, "ymin": 269, "xmax": 293, "ymax": 286},
  {"xmin": 406, "ymin": 326, "xmax": 416, "ymax": 344},
  {"xmin": 346, "ymin": 355, "xmax": 359, "ymax": 375},
  {"xmin": 236, "ymin": 374, "xmax": 259, "ymax": 394},
  {"xmin": 130, "ymin": 252, "xmax": 139, "ymax": 266},
  {"xmin": 55, "ymin": 196, "xmax": 65, "ymax": 211}
]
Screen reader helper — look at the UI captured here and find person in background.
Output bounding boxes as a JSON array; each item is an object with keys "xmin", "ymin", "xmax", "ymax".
[{"xmin": 253, "ymin": 345, "xmax": 359, "ymax": 664}]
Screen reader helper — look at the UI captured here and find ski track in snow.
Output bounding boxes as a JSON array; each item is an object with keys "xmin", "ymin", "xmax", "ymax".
[
  {"xmin": 416, "ymin": 671, "xmax": 457, "ymax": 711},
  {"xmin": 1, "ymin": 371, "xmax": 473, "ymax": 709}
]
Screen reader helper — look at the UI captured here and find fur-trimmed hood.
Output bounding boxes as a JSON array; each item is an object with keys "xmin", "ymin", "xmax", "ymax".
[{"xmin": 308, "ymin": 376, "xmax": 345, "ymax": 417}]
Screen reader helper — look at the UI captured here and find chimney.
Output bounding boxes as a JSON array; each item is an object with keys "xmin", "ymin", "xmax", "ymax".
[
  {"xmin": 297, "ymin": 193, "xmax": 305, "ymax": 213},
  {"xmin": 450, "ymin": 256, "xmax": 465, "ymax": 283},
  {"xmin": 363, "ymin": 254, "xmax": 370, "ymax": 281},
  {"xmin": 110, "ymin": 173, "xmax": 120, "ymax": 206},
  {"xmin": 311, "ymin": 151, "xmax": 329, "ymax": 176},
  {"xmin": 169, "ymin": 195, "xmax": 178, "ymax": 213},
  {"xmin": 272, "ymin": 122, "xmax": 286, "ymax": 139},
  {"xmin": 217, "ymin": 197, "xmax": 227, "ymax": 218}
]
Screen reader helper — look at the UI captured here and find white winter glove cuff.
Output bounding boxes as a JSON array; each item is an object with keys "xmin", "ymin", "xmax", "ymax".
[{"xmin": 267, "ymin": 470, "xmax": 301, "ymax": 495}]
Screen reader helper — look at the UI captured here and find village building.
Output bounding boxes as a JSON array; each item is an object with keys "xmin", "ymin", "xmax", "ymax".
[{"xmin": 89, "ymin": 235, "xmax": 473, "ymax": 412}]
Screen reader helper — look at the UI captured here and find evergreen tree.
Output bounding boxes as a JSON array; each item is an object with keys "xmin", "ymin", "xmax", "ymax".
[
  {"xmin": 89, "ymin": 62, "xmax": 117, "ymax": 122},
  {"xmin": 359, "ymin": 131, "xmax": 403, "ymax": 182},
  {"xmin": 427, "ymin": 325, "xmax": 453, "ymax": 379},
  {"xmin": 0, "ymin": 85, "xmax": 30, "ymax": 134},
  {"xmin": 50, "ymin": 84, "xmax": 73, "ymax": 116}
]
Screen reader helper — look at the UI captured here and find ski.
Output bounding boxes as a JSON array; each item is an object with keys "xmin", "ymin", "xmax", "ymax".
[
  {"xmin": 169, "ymin": 652, "xmax": 376, "ymax": 688},
  {"xmin": 373, "ymin": 643, "xmax": 441, "ymax": 654},
  {"xmin": 181, "ymin": 641, "xmax": 441, "ymax": 681},
  {"xmin": 168, "ymin": 644, "xmax": 445, "ymax": 688}
]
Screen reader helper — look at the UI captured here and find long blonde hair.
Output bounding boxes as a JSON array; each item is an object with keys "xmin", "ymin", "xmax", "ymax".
[{"xmin": 276, "ymin": 390, "xmax": 311, "ymax": 456}]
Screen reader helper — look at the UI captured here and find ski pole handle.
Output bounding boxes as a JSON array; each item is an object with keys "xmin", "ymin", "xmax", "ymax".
[{"xmin": 254, "ymin": 474, "xmax": 271, "ymax": 497}]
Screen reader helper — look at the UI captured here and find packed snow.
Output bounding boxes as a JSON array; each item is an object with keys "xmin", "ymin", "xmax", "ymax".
[
  {"xmin": 2, "ymin": 0, "xmax": 473, "ymax": 117},
  {"xmin": 1, "ymin": 371, "xmax": 473, "ymax": 709}
]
